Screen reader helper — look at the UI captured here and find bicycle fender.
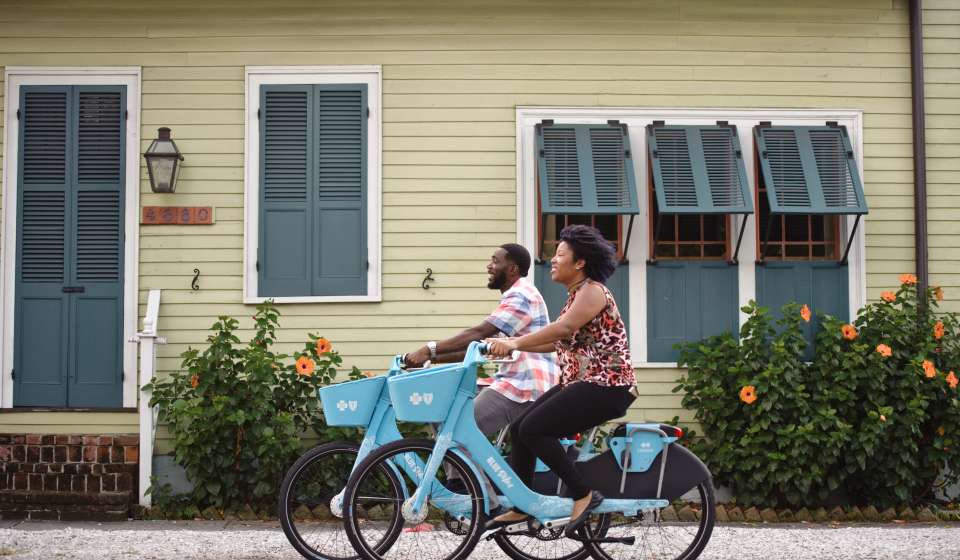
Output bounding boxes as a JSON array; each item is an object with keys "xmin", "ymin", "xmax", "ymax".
[{"xmin": 567, "ymin": 443, "xmax": 711, "ymax": 501}]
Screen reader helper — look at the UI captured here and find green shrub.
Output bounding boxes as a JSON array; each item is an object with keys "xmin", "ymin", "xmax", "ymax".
[
  {"xmin": 144, "ymin": 301, "xmax": 361, "ymax": 509},
  {"xmin": 676, "ymin": 276, "xmax": 960, "ymax": 509}
]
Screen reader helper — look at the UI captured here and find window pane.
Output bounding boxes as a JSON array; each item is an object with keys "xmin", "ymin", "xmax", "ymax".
[
  {"xmin": 702, "ymin": 215, "xmax": 726, "ymax": 242},
  {"xmin": 785, "ymin": 215, "xmax": 809, "ymax": 242},
  {"xmin": 812, "ymin": 244, "xmax": 826, "ymax": 258},
  {"xmin": 594, "ymin": 214, "xmax": 618, "ymax": 244},
  {"xmin": 656, "ymin": 243, "xmax": 675, "ymax": 258},
  {"xmin": 703, "ymin": 244, "xmax": 726, "ymax": 258},
  {"xmin": 786, "ymin": 244, "xmax": 807, "ymax": 258},
  {"xmin": 679, "ymin": 244, "xmax": 701, "ymax": 258},
  {"xmin": 658, "ymin": 215, "xmax": 676, "ymax": 241},
  {"xmin": 765, "ymin": 244, "xmax": 783, "ymax": 258},
  {"xmin": 678, "ymin": 215, "xmax": 700, "ymax": 241},
  {"xmin": 811, "ymin": 214, "xmax": 825, "ymax": 242}
]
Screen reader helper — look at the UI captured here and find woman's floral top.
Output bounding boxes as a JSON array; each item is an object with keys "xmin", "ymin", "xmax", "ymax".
[{"xmin": 555, "ymin": 280, "xmax": 635, "ymax": 388}]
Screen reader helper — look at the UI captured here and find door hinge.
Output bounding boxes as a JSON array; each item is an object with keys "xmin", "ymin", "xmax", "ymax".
[
  {"xmin": 256, "ymin": 260, "xmax": 260, "ymax": 271},
  {"xmin": 121, "ymin": 371, "xmax": 125, "ymax": 381},
  {"xmin": 258, "ymin": 108, "xmax": 261, "ymax": 120},
  {"xmin": 10, "ymin": 369, "xmax": 14, "ymax": 380},
  {"xmin": 366, "ymin": 260, "xmax": 370, "ymax": 270},
  {"xmin": 124, "ymin": 110, "xmax": 129, "ymax": 121},
  {"xmin": 367, "ymin": 107, "xmax": 370, "ymax": 118},
  {"xmin": 16, "ymin": 109, "xmax": 21, "ymax": 120}
]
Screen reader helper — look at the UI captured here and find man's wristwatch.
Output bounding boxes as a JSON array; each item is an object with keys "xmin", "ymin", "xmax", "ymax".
[{"xmin": 427, "ymin": 340, "xmax": 438, "ymax": 360}]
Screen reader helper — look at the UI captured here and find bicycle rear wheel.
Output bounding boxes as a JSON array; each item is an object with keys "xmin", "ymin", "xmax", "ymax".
[
  {"xmin": 582, "ymin": 479, "xmax": 716, "ymax": 560},
  {"xmin": 279, "ymin": 442, "xmax": 403, "ymax": 560}
]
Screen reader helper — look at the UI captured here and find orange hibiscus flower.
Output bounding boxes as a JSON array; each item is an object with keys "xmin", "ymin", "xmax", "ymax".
[
  {"xmin": 296, "ymin": 355, "xmax": 316, "ymax": 376},
  {"xmin": 362, "ymin": 371, "xmax": 377, "ymax": 378},
  {"xmin": 316, "ymin": 337, "xmax": 333, "ymax": 355},
  {"xmin": 938, "ymin": 426, "xmax": 947, "ymax": 437},
  {"xmin": 190, "ymin": 374, "xmax": 200, "ymax": 388},
  {"xmin": 947, "ymin": 371, "xmax": 959, "ymax": 390},
  {"xmin": 800, "ymin": 304, "xmax": 811, "ymax": 323},
  {"xmin": 922, "ymin": 359, "xmax": 937, "ymax": 379},
  {"xmin": 880, "ymin": 291, "xmax": 896, "ymax": 303},
  {"xmin": 934, "ymin": 286, "xmax": 945, "ymax": 301},
  {"xmin": 899, "ymin": 273, "xmax": 918, "ymax": 286},
  {"xmin": 739, "ymin": 385, "xmax": 758, "ymax": 405},
  {"xmin": 934, "ymin": 321, "xmax": 945, "ymax": 340},
  {"xmin": 876, "ymin": 344, "xmax": 892, "ymax": 358},
  {"xmin": 841, "ymin": 324, "xmax": 858, "ymax": 341},
  {"xmin": 879, "ymin": 414, "xmax": 886, "ymax": 422}
]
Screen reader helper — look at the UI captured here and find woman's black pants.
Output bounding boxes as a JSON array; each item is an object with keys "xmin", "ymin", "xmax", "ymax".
[{"xmin": 508, "ymin": 381, "xmax": 635, "ymax": 500}]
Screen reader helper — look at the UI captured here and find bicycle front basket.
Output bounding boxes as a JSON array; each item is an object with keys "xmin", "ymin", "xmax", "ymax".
[
  {"xmin": 388, "ymin": 365, "xmax": 463, "ymax": 423},
  {"xmin": 319, "ymin": 375, "xmax": 386, "ymax": 427}
]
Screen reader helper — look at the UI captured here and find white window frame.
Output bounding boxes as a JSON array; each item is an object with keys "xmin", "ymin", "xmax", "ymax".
[
  {"xmin": 1, "ymin": 66, "xmax": 142, "ymax": 408},
  {"xmin": 516, "ymin": 107, "xmax": 866, "ymax": 368},
  {"xmin": 243, "ymin": 65, "xmax": 382, "ymax": 303}
]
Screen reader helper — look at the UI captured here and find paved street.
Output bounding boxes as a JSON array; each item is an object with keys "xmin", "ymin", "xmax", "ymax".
[{"xmin": 1, "ymin": 520, "xmax": 959, "ymax": 559}]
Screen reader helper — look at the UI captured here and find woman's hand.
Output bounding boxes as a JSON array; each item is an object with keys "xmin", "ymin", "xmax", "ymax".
[{"xmin": 484, "ymin": 338, "xmax": 517, "ymax": 357}]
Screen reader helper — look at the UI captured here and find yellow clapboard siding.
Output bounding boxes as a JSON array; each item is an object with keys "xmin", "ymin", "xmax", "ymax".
[
  {"xmin": 1, "ymin": 0, "xmax": 951, "ymax": 438},
  {"xmin": 0, "ymin": 412, "xmax": 138, "ymax": 435}
]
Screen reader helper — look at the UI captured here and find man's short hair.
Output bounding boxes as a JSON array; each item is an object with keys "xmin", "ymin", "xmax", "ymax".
[{"xmin": 500, "ymin": 243, "xmax": 531, "ymax": 277}]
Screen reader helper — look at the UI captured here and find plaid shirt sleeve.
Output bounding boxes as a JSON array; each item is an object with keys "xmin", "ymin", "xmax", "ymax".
[{"xmin": 485, "ymin": 291, "xmax": 532, "ymax": 337}]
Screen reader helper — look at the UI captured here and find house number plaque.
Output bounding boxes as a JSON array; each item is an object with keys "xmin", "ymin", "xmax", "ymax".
[{"xmin": 141, "ymin": 206, "xmax": 214, "ymax": 225}]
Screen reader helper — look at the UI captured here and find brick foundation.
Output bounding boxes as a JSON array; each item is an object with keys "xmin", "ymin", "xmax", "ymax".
[{"xmin": 0, "ymin": 433, "xmax": 138, "ymax": 521}]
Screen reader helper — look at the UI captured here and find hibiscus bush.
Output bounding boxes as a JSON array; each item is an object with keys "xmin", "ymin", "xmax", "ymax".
[
  {"xmin": 145, "ymin": 301, "xmax": 362, "ymax": 510},
  {"xmin": 676, "ymin": 275, "xmax": 960, "ymax": 509}
]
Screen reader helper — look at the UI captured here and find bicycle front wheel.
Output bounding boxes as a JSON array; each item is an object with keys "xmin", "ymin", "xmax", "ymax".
[{"xmin": 343, "ymin": 438, "xmax": 486, "ymax": 560}]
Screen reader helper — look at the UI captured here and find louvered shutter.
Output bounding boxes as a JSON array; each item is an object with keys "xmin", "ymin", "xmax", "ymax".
[
  {"xmin": 70, "ymin": 86, "xmax": 126, "ymax": 407},
  {"xmin": 259, "ymin": 84, "xmax": 368, "ymax": 297},
  {"xmin": 647, "ymin": 123, "xmax": 752, "ymax": 215},
  {"xmin": 535, "ymin": 123, "xmax": 639, "ymax": 215},
  {"xmin": 259, "ymin": 85, "xmax": 313, "ymax": 296},
  {"xmin": 314, "ymin": 85, "xmax": 367, "ymax": 296},
  {"xmin": 754, "ymin": 124, "xmax": 867, "ymax": 215},
  {"xmin": 14, "ymin": 87, "xmax": 71, "ymax": 406}
]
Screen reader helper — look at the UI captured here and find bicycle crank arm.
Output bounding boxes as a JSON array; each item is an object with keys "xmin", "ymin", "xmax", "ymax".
[{"xmin": 568, "ymin": 535, "xmax": 637, "ymax": 545}]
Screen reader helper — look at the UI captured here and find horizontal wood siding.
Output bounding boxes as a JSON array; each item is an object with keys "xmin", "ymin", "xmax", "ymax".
[
  {"xmin": 926, "ymin": 0, "xmax": 960, "ymax": 301},
  {"xmin": 0, "ymin": 0, "xmax": 950, "ymax": 439}
]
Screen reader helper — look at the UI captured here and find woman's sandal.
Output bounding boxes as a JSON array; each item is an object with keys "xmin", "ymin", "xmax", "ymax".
[{"xmin": 563, "ymin": 491, "xmax": 604, "ymax": 538}]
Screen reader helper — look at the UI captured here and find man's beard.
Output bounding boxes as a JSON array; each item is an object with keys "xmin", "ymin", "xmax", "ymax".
[{"xmin": 487, "ymin": 270, "xmax": 508, "ymax": 290}]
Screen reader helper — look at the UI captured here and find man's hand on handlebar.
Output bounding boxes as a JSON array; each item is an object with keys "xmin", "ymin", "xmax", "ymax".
[
  {"xmin": 484, "ymin": 337, "xmax": 518, "ymax": 358},
  {"xmin": 403, "ymin": 346, "xmax": 431, "ymax": 368}
]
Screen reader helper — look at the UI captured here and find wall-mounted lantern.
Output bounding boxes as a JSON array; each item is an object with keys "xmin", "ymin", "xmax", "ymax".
[{"xmin": 143, "ymin": 127, "xmax": 184, "ymax": 193}]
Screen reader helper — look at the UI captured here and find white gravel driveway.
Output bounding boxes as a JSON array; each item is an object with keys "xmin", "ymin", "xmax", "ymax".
[{"xmin": 1, "ymin": 520, "xmax": 959, "ymax": 560}]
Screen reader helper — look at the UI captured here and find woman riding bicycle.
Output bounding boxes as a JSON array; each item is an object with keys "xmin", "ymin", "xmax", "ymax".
[{"xmin": 485, "ymin": 224, "xmax": 636, "ymax": 538}]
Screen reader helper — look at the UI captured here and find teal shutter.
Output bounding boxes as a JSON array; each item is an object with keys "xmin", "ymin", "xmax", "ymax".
[
  {"xmin": 14, "ymin": 85, "xmax": 125, "ymax": 407},
  {"xmin": 754, "ymin": 124, "xmax": 867, "ymax": 215},
  {"xmin": 14, "ymin": 87, "xmax": 71, "ymax": 406},
  {"xmin": 646, "ymin": 261, "xmax": 738, "ymax": 362},
  {"xmin": 259, "ymin": 84, "xmax": 367, "ymax": 297},
  {"xmin": 534, "ymin": 261, "xmax": 629, "ymax": 333},
  {"xmin": 756, "ymin": 262, "xmax": 848, "ymax": 359},
  {"xmin": 314, "ymin": 85, "xmax": 367, "ymax": 296},
  {"xmin": 647, "ymin": 123, "xmax": 752, "ymax": 215},
  {"xmin": 70, "ymin": 87, "xmax": 126, "ymax": 407},
  {"xmin": 536, "ymin": 122, "xmax": 639, "ymax": 216}
]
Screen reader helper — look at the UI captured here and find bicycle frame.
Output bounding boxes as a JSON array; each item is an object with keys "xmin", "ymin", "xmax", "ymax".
[{"xmin": 399, "ymin": 342, "xmax": 669, "ymax": 524}]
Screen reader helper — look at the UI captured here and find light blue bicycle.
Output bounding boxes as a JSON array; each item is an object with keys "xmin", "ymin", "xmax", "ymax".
[
  {"xmin": 340, "ymin": 342, "xmax": 715, "ymax": 560},
  {"xmin": 278, "ymin": 353, "xmax": 599, "ymax": 560}
]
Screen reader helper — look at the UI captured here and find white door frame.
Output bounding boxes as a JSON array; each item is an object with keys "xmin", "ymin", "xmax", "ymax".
[{"xmin": 1, "ymin": 67, "xmax": 141, "ymax": 408}]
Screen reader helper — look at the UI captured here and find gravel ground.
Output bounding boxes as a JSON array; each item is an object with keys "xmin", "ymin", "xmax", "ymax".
[{"xmin": 1, "ymin": 520, "xmax": 959, "ymax": 560}]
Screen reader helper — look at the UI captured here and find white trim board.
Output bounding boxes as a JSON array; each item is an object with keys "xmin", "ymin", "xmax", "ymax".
[
  {"xmin": 515, "ymin": 107, "xmax": 867, "ymax": 368},
  {"xmin": 243, "ymin": 65, "xmax": 382, "ymax": 304},
  {"xmin": 1, "ymin": 67, "xmax": 142, "ymax": 408}
]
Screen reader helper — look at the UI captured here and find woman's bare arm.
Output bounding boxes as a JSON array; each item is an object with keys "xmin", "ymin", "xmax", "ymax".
[{"xmin": 486, "ymin": 284, "xmax": 605, "ymax": 355}]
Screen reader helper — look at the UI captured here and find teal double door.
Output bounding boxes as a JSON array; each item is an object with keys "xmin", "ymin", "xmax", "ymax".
[{"xmin": 13, "ymin": 85, "xmax": 126, "ymax": 408}]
